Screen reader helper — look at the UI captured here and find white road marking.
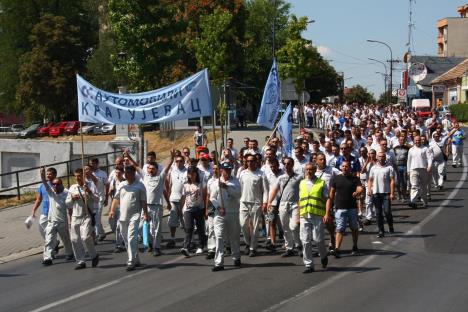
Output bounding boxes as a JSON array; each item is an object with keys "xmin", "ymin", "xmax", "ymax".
[
  {"xmin": 264, "ymin": 153, "xmax": 468, "ymax": 312},
  {"xmin": 28, "ymin": 255, "xmax": 185, "ymax": 312}
]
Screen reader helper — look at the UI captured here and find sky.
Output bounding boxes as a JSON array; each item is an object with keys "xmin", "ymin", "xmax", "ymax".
[{"xmin": 288, "ymin": 0, "xmax": 465, "ymax": 98}]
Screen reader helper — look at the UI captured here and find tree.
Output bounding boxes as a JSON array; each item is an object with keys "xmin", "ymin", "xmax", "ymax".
[
  {"xmin": 16, "ymin": 14, "xmax": 89, "ymax": 121},
  {"xmin": 276, "ymin": 15, "xmax": 312, "ymax": 93},
  {"xmin": 0, "ymin": 0, "xmax": 98, "ymax": 114},
  {"xmin": 377, "ymin": 90, "xmax": 398, "ymax": 105},
  {"xmin": 276, "ymin": 15, "xmax": 338, "ymax": 102},
  {"xmin": 344, "ymin": 85, "xmax": 375, "ymax": 104},
  {"xmin": 243, "ymin": 0, "xmax": 290, "ymax": 112},
  {"xmin": 109, "ymin": 0, "xmax": 185, "ymax": 91}
]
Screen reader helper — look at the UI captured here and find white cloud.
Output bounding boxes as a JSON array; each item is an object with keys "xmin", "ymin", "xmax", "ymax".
[{"xmin": 316, "ymin": 45, "xmax": 332, "ymax": 57}]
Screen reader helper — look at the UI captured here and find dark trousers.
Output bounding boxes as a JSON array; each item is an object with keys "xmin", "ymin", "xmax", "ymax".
[
  {"xmin": 372, "ymin": 193, "xmax": 394, "ymax": 233},
  {"xmin": 183, "ymin": 209, "xmax": 207, "ymax": 249}
]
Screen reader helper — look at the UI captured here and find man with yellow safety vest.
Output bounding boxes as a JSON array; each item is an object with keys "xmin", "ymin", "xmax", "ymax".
[{"xmin": 298, "ymin": 162, "xmax": 332, "ymax": 273}]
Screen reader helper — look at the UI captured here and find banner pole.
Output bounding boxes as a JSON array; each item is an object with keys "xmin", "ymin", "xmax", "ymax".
[
  {"xmin": 211, "ymin": 108, "xmax": 225, "ymax": 211},
  {"xmin": 261, "ymin": 116, "xmax": 281, "ymax": 150}
]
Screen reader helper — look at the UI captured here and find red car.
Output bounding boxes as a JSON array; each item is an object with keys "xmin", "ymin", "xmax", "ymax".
[
  {"xmin": 49, "ymin": 122, "xmax": 68, "ymax": 137},
  {"xmin": 37, "ymin": 122, "xmax": 54, "ymax": 136},
  {"xmin": 64, "ymin": 121, "xmax": 80, "ymax": 135}
]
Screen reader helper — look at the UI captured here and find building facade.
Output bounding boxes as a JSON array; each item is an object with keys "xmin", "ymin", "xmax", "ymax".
[{"xmin": 437, "ymin": 4, "xmax": 468, "ymax": 57}]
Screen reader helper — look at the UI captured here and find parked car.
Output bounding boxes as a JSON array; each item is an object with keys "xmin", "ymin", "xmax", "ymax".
[
  {"xmin": 64, "ymin": 121, "xmax": 80, "ymax": 135},
  {"xmin": 101, "ymin": 124, "xmax": 116, "ymax": 134},
  {"xmin": 79, "ymin": 123, "xmax": 103, "ymax": 135},
  {"xmin": 10, "ymin": 124, "xmax": 24, "ymax": 134},
  {"xmin": 18, "ymin": 123, "xmax": 42, "ymax": 139},
  {"xmin": 37, "ymin": 122, "xmax": 54, "ymax": 136},
  {"xmin": 48, "ymin": 121, "xmax": 68, "ymax": 137}
]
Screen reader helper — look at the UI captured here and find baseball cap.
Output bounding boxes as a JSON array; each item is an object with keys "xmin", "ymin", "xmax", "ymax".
[{"xmin": 220, "ymin": 162, "xmax": 233, "ymax": 170}]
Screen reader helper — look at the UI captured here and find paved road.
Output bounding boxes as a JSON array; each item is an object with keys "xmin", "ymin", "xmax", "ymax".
[{"xmin": 1, "ymin": 130, "xmax": 466, "ymax": 312}]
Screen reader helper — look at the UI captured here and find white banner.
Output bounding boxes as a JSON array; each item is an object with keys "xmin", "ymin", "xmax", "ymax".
[{"xmin": 77, "ymin": 69, "xmax": 213, "ymax": 124}]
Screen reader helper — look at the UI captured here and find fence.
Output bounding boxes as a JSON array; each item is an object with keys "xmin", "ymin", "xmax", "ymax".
[{"xmin": 0, "ymin": 151, "xmax": 121, "ymax": 199}]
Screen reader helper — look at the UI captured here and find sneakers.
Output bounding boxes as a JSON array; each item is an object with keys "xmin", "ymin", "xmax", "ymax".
[
  {"xmin": 234, "ymin": 259, "xmax": 241, "ymax": 267},
  {"xmin": 113, "ymin": 246, "xmax": 125, "ymax": 253},
  {"xmin": 351, "ymin": 246, "xmax": 360, "ymax": 256},
  {"xmin": 244, "ymin": 245, "xmax": 250, "ymax": 256},
  {"xmin": 408, "ymin": 202, "xmax": 417, "ymax": 209},
  {"xmin": 281, "ymin": 249, "xmax": 295, "ymax": 258},
  {"xmin": 377, "ymin": 232, "xmax": 385, "ymax": 238},
  {"xmin": 166, "ymin": 240, "xmax": 176, "ymax": 249},
  {"xmin": 75, "ymin": 262, "xmax": 86, "ymax": 270},
  {"xmin": 303, "ymin": 267, "xmax": 314, "ymax": 274},
  {"xmin": 180, "ymin": 248, "xmax": 190, "ymax": 258},
  {"xmin": 212, "ymin": 266, "xmax": 224, "ymax": 272},
  {"xmin": 249, "ymin": 250, "xmax": 257, "ymax": 257},
  {"xmin": 91, "ymin": 254, "xmax": 99, "ymax": 267},
  {"xmin": 331, "ymin": 249, "xmax": 341, "ymax": 259},
  {"xmin": 126, "ymin": 262, "xmax": 136, "ymax": 271},
  {"xmin": 42, "ymin": 259, "xmax": 53, "ymax": 266},
  {"xmin": 65, "ymin": 254, "xmax": 75, "ymax": 261},
  {"xmin": 152, "ymin": 248, "xmax": 162, "ymax": 257},
  {"xmin": 321, "ymin": 257, "xmax": 328, "ymax": 269},
  {"xmin": 195, "ymin": 248, "xmax": 204, "ymax": 255},
  {"xmin": 206, "ymin": 250, "xmax": 215, "ymax": 259}
]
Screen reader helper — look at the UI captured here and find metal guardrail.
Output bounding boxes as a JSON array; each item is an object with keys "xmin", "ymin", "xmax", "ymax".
[{"xmin": 0, "ymin": 150, "xmax": 121, "ymax": 200}]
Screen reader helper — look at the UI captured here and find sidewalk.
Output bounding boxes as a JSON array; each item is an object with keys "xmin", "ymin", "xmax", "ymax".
[{"xmin": 0, "ymin": 124, "xmax": 321, "ymax": 264}]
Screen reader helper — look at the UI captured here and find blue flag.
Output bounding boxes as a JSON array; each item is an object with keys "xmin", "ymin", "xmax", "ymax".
[
  {"xmin": 277, "ymin": 103, "xmax": 293, "ymax": 157},
  {"xmin": 257, "ymin": 59, "xmax": 281, "ymax": 129}
]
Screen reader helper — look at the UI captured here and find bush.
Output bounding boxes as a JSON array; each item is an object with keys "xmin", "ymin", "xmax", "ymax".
[{"xmin": 449, "ymin": 103, "xmax": 468, "ymax": 122}]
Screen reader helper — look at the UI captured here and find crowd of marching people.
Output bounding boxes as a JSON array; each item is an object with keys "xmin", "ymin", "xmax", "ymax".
[{"xmin": 30, "ymin": 103, "xmax": 465, "ymax": 273}]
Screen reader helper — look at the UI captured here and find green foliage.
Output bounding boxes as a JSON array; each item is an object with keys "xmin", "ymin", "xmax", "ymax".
[
  {"xmin": 277, "ymin": 15, "xmax": 338, "ymax": 102},
  {"xmin": 377, "ymin": 90, "xmax": 398, "ymax": 105},
  {"xmin": 449, "ymin": 103, "xmax": 468, "ymax": 122},
  {"xmin": 344, "ymin": 85, "xmax": 375, "ymax": 104},
  {"xmin": 108, "ymin": 0, "xmax": 184, "ymax": 91},
  {"xmin": 86, "ymin": 32, "xmax": 119, "ymax": 92},
  {"xmin": 16, "ymin": 14, "xmax": 89, "ymax": 121},
  {"xmin": 0, "ymin": 0, "xmax": 99, "ymax": 119},
  {"xmin": 193, "ymin": 8, "xmax": 236, "ymax": 83}
]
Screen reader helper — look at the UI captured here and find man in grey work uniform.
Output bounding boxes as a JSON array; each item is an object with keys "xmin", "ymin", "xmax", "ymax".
[
  {"xmin": 266, "ymin": 157, "xmax": 302, "ymax": 257},
  {"xmin": 110, "ymin": 165, "xmax": 149, "ymax": 271},
  {"xmin": 66, "ymin": 168, "xmax": 100, "ymax": 270}
]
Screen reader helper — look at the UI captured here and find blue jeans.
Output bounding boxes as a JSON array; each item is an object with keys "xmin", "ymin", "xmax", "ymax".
[
  {"xmin": 397, "ymin": 165, "xmax": 408, "ymax": 196},
  {"xmin": 372, "ymin": 193, "xmax": 393, "ymax": 233},
  {"xmin": 335, "ymin": 209, "xmax": 359, "ymax": 233}
]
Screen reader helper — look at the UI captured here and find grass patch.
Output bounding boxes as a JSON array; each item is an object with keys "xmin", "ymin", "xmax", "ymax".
[{"xmin": 0, "ymin": 192, "xmax": 36, "ymax": 210}]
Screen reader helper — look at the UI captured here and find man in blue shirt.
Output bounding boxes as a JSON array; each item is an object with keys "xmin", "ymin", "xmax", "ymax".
[
  {"xmin": 335, "ymin": 144, "xmax": 361, "ymax": 176},
  {"xmin": 31, "ymin": 167, "xmax": 57, "ymax": 240},
  {"xmin": 449, "ymin": 121, "xmax": 464, "ymax": 168}
]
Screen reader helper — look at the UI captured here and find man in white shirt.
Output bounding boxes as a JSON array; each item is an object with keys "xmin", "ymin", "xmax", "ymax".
[
  {"xmin": 141, "ymin": 151, "xmax": 174, "ymax": 256},
  {"xmin": 89, "ymin": 158, "xmax": 109, "ymax": 241},
  {"xmin": 239, "ymin": 154, "xmax": 268, "ymax": 257},
  {"xmin": 66, "ymin": 168, "xmax": 100, "ymax": 270},
  {"xmin": 40, "ymin": 167, "xmax": 73, "ymax": 266},
  {"xmin": 110, "ymin": 165, "xmax": 149, "ymax": 271},
  {"xmin": 166, "ymin": 155, "xmax": 187, "ymax": 248},
  {"xmin": 407, "ymin": 136, "xmax": 433, "ymax": 208}
]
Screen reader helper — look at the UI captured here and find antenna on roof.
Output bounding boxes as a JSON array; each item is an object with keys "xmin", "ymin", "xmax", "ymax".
[{"xmin": 407, "ymin": 0, "xmax": 416, "ymax": 53}]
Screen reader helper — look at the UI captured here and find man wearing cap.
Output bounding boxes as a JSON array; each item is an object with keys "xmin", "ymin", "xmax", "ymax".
[
  {"xmin": 211, "ymin": 162, "xmax": 242, "ymax": 271},
  {"xmin": 166, "ymin": 155, "xmax": 187, "ymax": 248}
]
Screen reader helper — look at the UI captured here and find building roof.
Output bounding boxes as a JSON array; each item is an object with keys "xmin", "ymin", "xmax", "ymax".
[
  {"xmin": 431, "ymin": 58, "xmax": 468, "ymax": 84},
  {"xmin": 409, "ymin": 55, "xmax": 466, "ymax": 90}
]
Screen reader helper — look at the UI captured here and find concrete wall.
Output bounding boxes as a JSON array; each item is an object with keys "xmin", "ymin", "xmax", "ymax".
[
  {"xmin": 0, "ymin": 139, "xmax": 135, "ymax": 195},
  {"xmin": 447, "ymin": 19, "xmax": 468, "ymax": 57}
]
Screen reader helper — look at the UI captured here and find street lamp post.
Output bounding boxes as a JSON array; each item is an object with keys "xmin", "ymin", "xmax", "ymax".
[
  {"xmin": 368, "ymin": 57, "xmax": 389, "ymax": 104},
  {"xmin": 367, "ymin": 39, "xmax": 393, "ymax": 104}
]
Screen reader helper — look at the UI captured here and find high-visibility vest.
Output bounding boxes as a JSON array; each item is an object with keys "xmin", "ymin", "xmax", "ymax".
[{"xmin": 299, "ymin": 178, "xmax": 326, "ymax": 217}]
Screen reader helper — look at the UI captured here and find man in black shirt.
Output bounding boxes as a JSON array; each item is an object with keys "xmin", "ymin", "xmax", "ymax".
[{"xmin": 329, "ymin": 161, "xmax": 364, "ymax": 258}]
